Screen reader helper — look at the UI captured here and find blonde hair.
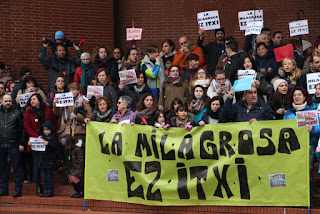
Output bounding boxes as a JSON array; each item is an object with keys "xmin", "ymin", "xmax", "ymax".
[{"xmin": 280, "ymin": 58, "xmax": 301, "ymax": 85}]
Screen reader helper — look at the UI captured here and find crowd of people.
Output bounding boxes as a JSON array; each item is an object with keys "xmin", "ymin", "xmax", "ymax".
[{"xmin": 0, "ymin": 28, "xmax": 320, "ymax": 205}]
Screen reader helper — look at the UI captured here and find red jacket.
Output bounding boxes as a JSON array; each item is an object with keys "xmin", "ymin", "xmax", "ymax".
[
  {"xmin": 24, "ymin": 105, "xmax": 57, "ymax": 138},
  {"xmin": 172, "ymin": 45, "xmax": 204, "ymax": 72}
]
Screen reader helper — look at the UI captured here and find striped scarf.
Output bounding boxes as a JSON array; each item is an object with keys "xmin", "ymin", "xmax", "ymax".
[{"xmin": 188, "ymin": 99, "xmax": 205, "ymax": 114}]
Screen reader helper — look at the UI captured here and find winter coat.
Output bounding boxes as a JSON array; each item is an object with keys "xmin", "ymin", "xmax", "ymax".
[
  {"xmin": 33, "ymin": 121, "xmax": 57, "ymax": 169},
  {"xmin": 24, "ymin": 105, "xmax": 57, "ymax": 138},
  {"xmin": 224, "ymin": 53, "xmax": 243, "ymax": 84},
  {"xmin": 200, "ymin": 111, "xmax": 220, "ymax": 124},
  {"xmin": 119, "ymin": 84, "xmax": 152, "ymax": 111},
  {"xmin": 111, "ymin": 109, "xmax": 136, "ymax": 124},
  {"xmin": 220, "ymin": 98, "xmax": 275, "ymax": 122},
  {"xmin": 93, "ymin": 56, "xmax": 119, "ymax": 84},
  {"xmin": 277, "ymin": 67, "xmax": 302, "ymax": 90},
  {"xmin": 140, "ymin": 55, "xmax": 166, "ymax": 95},
  {"xmin": 67, "ymin": 141, "xmax": 85, "ymax": 178},
  {"xmin": 172, "ymin": 45, "xmax": 204, "ymax": 72},
  {"xmin": 170, "ymin": 113, "xmax": 196, "ymax": 127},
  {"xmin": 255, "ymin": 52, "xmax": 278, "ymax": 82},
  {"xmin": 74, "ymin": 65, "xmax": 94, "ymax": 94},
  {"xmin": 197, "ymin": 38, "xmax": 224, "ymax": 76},
  {"xmin": 190, "ymin": 107, "xmax": 207, "ymax": 124},
  {"xmin": 284, "ymin": 105, "xmax": 320, "ymax": 146},
  {"xmin": 207, "ymin": 79, "xmax": 233, "ymax": 102},
  {"xmin": 46, "ymin": 88, "xmax": 68, "ymax": 108},
  {"xmin": 158, "ymin": 80, "xmax": 189, "ymax": 113},
  {"xmin": 297, "ymin": 69, "xmax": 313, "ymax": 90},
  {"xmin": 182, "ymin": 67, "xmax": 198, "ymax": 83},
  {"xmin": 53, "ymin": 96, "xmax": 92, "ymax": 136},
  {"xmin": 0, "ymin": 105, "xmax": 25, "ymax": 148},
  {"xmin": 38, "ymin": 46, "xmax": 82, "ymax": 92},
  {"xmin": 96, "ymin": 82, "xmax": 118, "ymax": 110}
]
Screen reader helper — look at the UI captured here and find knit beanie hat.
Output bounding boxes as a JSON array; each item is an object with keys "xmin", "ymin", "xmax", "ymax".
[
  {"xmin": 20, "ymin": 67, "xmax": 30, "ymax": 77},
  {"xmin": 55, "ymin": 31, "xmax": 65, "ymax": 40},
  {"xmin": 272, "ymin": 78, "xmax": 287, "ymax": 92},
  {"xmin": 215, "ymin": 27, "xmax": 225, "ymax": 36}
]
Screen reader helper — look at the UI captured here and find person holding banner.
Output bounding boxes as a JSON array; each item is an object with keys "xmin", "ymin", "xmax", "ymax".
[
  {"xmin": 92, "ymin": 45, "xmax": 118, "ymax": 84},
  {"xmin": 84, "ymin": 97, "xmax": 114, "ymax": 123},
  {"xmin": 93, "ymin": 68, "xmax": 118, "ymax": 110},
  {"xmin": 24, "ymin": 93, "xmax": 57, "ymax": 197},
  {"xmin": 277, "ymin": 57, "xmax": 302, "ymax": 90},
  {"xmin": 110, "ymin": 96, "xmax": 135, "ymax": 125},
  {"xmin": 220, "ymin": 84, "xmax": 275, "ymax": 123},
  {"xmin": 198, "ymin": 96, "xmax": 224, "ymax": 126},
  {"xmin": 74, "ymin": 52, "xmax": 94, "ymax": 95},
  {"xmin": 0, "ymin": 94, "xmax": 25, "ymax": 198},
  {"xmin": 118, "ymin": 69, "xmax": 152, "ymax": 111},
  {"xmin": 170, "ymin": 104, "xmax": 196, "ymax": 130},
  {"xmin": 187, "ymin": 85, "xmax": 208, "ymax": 124},
  {"xmin": 46, "ymin": 76, "xmax": 68, "ymax": 108},
  {"xmin": 135, "ymin": 93, "xmax": 158, "ymax": 125},
  {"xmin": 283, "ymin": 86, "xmax": 320, "ymax": 205},
  {"xmin": 15, "ymin": 76, "xmax": 47, "ymax": 109},
  {"xmin": 158, "ymin": 66, "xmax": 188, "ymax": 114}
]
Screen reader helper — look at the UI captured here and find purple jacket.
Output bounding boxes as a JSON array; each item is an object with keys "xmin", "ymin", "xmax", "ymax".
[{"xmin": 111, "ymin": 109, "xmax": 136, "ymax": 124}]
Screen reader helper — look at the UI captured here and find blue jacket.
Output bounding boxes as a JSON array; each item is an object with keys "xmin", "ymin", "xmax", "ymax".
[
  {"xmin": 220, "ymin": 98, "xmax": 275, "ymax": 122},
  {"xmin": 284, "ymin": 105, "xmax": 320, "ymax": 146}
]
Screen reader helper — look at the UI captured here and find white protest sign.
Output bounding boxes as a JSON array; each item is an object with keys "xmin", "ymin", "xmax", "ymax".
[
  {"xmin": 197, "ymin": 11, "xmax": 220, "ymax": 30},
  {"xmin": 245, "ymin": 21, "xmax": 263, "ymax": 36},
  {"xmin": 87, "ymin": 86, "xmax": 104, "ymax": 99},
  {"xmin": 238, "ymin": 69, "xmax": 256, "ymax": 80},
  {"xmin": 238, "ymin": 10, "xmax": 263, "ymax": 30},
  {"xmin": 118, "ymin": 119, "xmax": 130, "ymax": 126},
  {"xmin": 289, "ymin": 19, "xmax": 308, "ymax": 37},
  {"xmin": 30, "ymin": 137, "xmax": 46, "ymax": 152},
  {"xmin": 126, "ymin": 28, "xmax": 143, "ymax": 41},
  {"xmin": 119, "ymin": 69, "xmax": 137, "ymax": 85},
  {"xmin": 17, "ymin": 92, "xmax": 35, "ymax": 107},
  {"xmin": 306, "ymin": 73, "xmax": 320, "ymax": 94},
  {"xmin": 296, "ymin": 110, "xmax": 319, "ymax": 127},
  {"xmin": 55, "ymin": 92, "xmax": 74, "ymax": 107}
]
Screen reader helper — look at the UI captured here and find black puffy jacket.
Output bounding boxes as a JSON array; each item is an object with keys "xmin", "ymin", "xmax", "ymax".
[{"xmin": 0, "ymin": 105, "xmax": 25, "ymax": 148}]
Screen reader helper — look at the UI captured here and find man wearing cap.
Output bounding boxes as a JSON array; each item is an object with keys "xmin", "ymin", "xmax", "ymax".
[
  {"xmin": 298, "ymin": 54, "xmax": 320, "ymax": 89},
  {"xmin": 39, "ymin": 37, "xmax": 82, "ymax": 92},
  {"xmin": 198, "ymin": 28, "xmax": 225, "ymax": 76}
]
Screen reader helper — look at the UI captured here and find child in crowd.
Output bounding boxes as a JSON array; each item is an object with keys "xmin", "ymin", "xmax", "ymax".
[
  {"xmin": 182, "ymin": 54, "xmax": 200, "ymax": 82},
  {"xmin": 277, "ymin": 57, "xmax": 302, "ymax": 90},
  {"xmin": 198, "ymin": 96, "xmax": 224, "ymax": 126},
  {"xmin": 65, "ymin": 135, "xmax": 84, "ymax": 198},
  {"xmin": 207, "ymin": 69, "xmax": 233, "ymax": 102},
  {"xmin": 42, "ymin": 30, "xmax": 80, "ymax": 68},
  {"xmin": 170, "ymin": 104, "xmax": 195, "ymax": 131},
  {"xmin": 28, "ymin": 121, "xmax": 57, "ymax": 197},
  {"xmin": 164, "ymin": 58, "xmax": 173, "ymax": 76},
  {"xmin": 153, "ymin": 110, "xmax": 170, "ymax": 129},
  {"xmin": 165, "ymin": 98, "xmax": 183, "ymax": 124},
  {"xmin": 187, "ymin": 85, "xmax": 208, "ymax": 124},
  {"xmin": 140, "ymin": 45, "xmax": 165, "ymax": 100}
]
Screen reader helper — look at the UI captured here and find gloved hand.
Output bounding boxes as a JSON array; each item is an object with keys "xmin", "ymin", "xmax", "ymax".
[
  {"xmin": 163, "ymin": 124, "xmax": 170, "ymax": 130},
  {"xmin": 185, "ymin": 124, "xmax": 193, "ymax": 131}
]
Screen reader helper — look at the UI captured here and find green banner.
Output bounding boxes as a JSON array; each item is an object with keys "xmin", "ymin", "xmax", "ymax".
[{"xmin": 85, "ymin": 120, "xmax": 309, "ymax": 206}]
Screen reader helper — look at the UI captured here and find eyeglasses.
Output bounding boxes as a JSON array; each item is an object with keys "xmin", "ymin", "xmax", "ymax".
[
  {"xmin": 118, "ymin": 101, "xmax": 124, "ymax": 104},
  {"xmin": 180, "ymin": 41, "xmax": 188, "ymax": 45}
]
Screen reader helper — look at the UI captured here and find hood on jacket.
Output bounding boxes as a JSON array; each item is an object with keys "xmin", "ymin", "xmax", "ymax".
[{"xmin": 40, "ymin": 120, "xmax": 54, "ymax": 134}]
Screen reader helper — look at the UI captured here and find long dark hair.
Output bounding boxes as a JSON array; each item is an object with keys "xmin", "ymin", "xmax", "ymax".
[
  {"xmin": 21, "ymin": 76, "xmax": 40, "ymax": 91},
  {"xmin": 287, "ymin": 86, "xmax": 313, "ymax": 109},
  {"xmin": 188, "ymin": 85, "xmax": 209, "ymax": 104},
  {"xmin": 207, "ymin": 96, "xmax": 224, "ymax": 119},
  {"xmin": 242, "ymin": 55, "xmax": 259, "ymax": 72},
  {"xmin": 136, "ymin": 92, "xmax": 158, "ymax": 112},
  {"xmin": 27, "ymin": 93, "xmax": 44, "ymax": 107}
]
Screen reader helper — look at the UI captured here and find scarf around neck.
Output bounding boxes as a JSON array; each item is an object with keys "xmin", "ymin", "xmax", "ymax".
[
  {"xmin": 188, "ymin": 99, "xmax": 205, "ymax": 114},
  {"xmin": 292, "ymin": 101, "xmax": 307, "ymax": 111},
  {"xmin": 195, "ymin": 79, "xmax": 210, "ymax": 88},
  {"xmin": 136, "ymin": 107, "xmax": 154, "ymax": 120},
  {"xmin": 97, "ymin": 109, "xmax": 113, "ymax": 119},
  {"xmin": 134, "ymin": 84, "xmax": 145, "ymax": 93},
  {"xmin": 80, "ymin": 62, "xmax": 93, "ymax": 89},
  {"xmin": 166, "ymin": 77, "xmax": 181, "ymax": 85}
]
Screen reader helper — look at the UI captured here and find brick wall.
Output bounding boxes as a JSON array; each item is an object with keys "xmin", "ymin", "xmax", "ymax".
[
  {"xmin": 0, "ymin": 0, "xmax": 114, "ymax": 91},
  {"xmin": 115, "ymin": 0, "xmax": 320, "ymax": 57}
]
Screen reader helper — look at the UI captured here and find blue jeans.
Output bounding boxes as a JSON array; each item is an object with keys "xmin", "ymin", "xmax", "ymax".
[
  {"xmin": 0, "ymin": 147, "xmax": 23, "ymax": 192},
  {"xmin": 41, "ymin": 168, "xmax": 54, "ymax": 193}
]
